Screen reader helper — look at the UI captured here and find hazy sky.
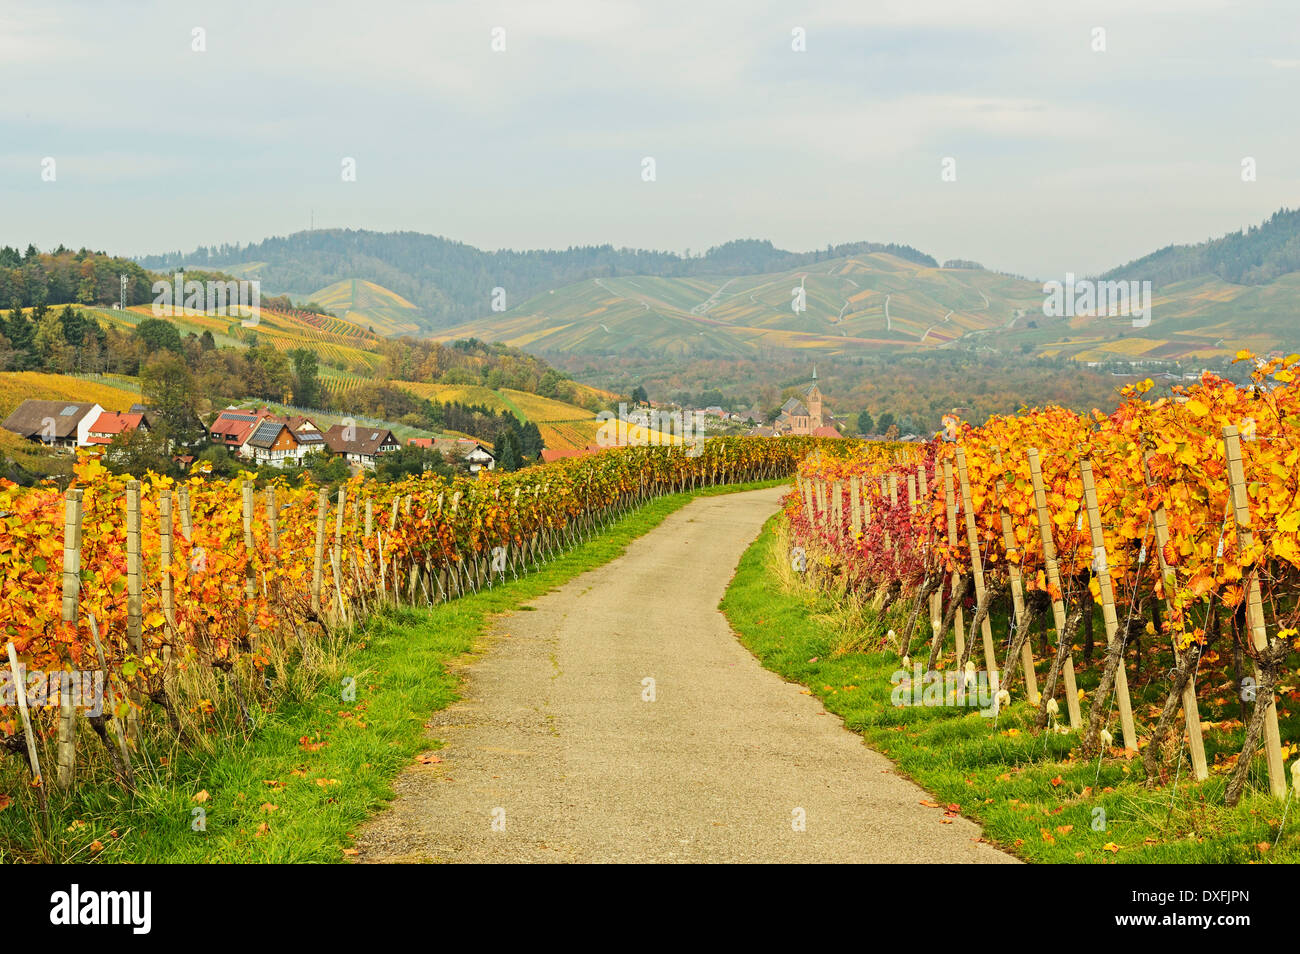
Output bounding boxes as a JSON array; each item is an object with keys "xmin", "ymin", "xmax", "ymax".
[{"xmin": 2, "ymin": 0, "xmax": 1297, "ymax": 279}]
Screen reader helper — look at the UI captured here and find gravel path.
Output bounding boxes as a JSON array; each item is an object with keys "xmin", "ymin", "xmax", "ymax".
[{"xmin": 353, "ymin": 486, "xmax": 1016, "ymax": 863}]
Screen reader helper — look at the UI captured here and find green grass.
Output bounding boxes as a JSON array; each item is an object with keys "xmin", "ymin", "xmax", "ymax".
[
  {"xmin": 0, "ymin": 478, "xmax": 785, "ymax": 863},
  {"xmin": 719, "ymin": 515, "xmax": 1300, "ymax": 864}
]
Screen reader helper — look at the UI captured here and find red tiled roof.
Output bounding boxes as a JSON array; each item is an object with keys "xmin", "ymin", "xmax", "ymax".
[
  {"xmin": 86, "ymin": 410, "xmax": 146, "ymax": 444},
  {"xmin": 811, "ymin": 425, "xmax": 843, "ymax": 438}
]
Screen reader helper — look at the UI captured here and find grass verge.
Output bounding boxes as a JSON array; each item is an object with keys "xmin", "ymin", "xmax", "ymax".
[
  {"xmin": 719, "ymin": 514, "xmax": 1300, "ymax": 863},
  {"xmin": 0, "ymin": 479, "xmax": 784, "ymax": 863}
]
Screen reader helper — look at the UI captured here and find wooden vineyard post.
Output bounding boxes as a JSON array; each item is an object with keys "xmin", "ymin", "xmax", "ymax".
[
  {"xmin": 1144, "ymin": 450, "xmax": 1208, "ymax": 781},
  {"xmin": 241, "ymin": 481, "xmax": 259, "ymax": 645},
  {"xmin": 993, "ymin": 467, "xmax": 1038, "ymax": 703},
  {"xmin": 802, "ymin": 480, "xmax": 815, "ymax": 527},
  {"xmin": 159, "ymin": 490, "xmax": 175, "ymax": 628},
  {"xmin": 918, "ymin": 463, "xmax": 940, "ymax": 631},
  {"xmin": 126, "ymin": 480, "xmax": 142, "ymax": 658},
  {"xmin": 943, "ymin": 460, "xmax": 965, "ymax": 660},
  {"xmin": 364, "ymin": 498, "xmax": 374, "ymax": 582},
  {"xmin": 6, "ymin": 641, "xmax": 44, "ymax": 799},
  {"xmin": 907, "ymin": 475, "xmax": 916, "ymax": 511},
  {"xmin": 265, "ymin": 486, "xmax": 280, "ymax": 562},
  {"xmin": 311, "ymin": 488, "xmax": 328, "ymax": 617},
  {"xmin": 815, "ymin": 480, "xmax": 827, "ymax": 528},
  {"xmin": 1223, "ymin": 425, "xmax": 1287, "ymax": 798},
  {"xmin": 888, "ymin": 473, "xmax": 898, "ymax": 508},
  {"xmin": 830, "ymin": 481, "xmax": 843, "ymax": 539},
  {"xmin": 955, "ymin": 448, "xmax": 999, "ymax": 689},
  {"xmin": 333, "ymin": 488, "xmax": 346, "ymax": 591},
  {"xmin": 1027, "ymin": 449, "xmax": 1082, "ymax": 726},
  {"xmin": 177, "ymin": 486, "xmax": 193, "ymax": 543},
  {"xmin": 849, "ymin": 476, "xmax": 862, "ymax": 537},
  {"xmin": 388, "ymin": 497, "xmax": 401, "ymax": 602},
  {"xmin": 1080, "ymin": 459, "xmax": 1137, "ymax": 751},
  {"xmin": 57, "ymin": 488, "xmax": 83, "ymax": 790}
]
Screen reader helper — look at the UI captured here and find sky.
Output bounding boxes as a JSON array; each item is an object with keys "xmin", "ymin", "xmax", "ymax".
[{"xmin": 1, "ymin": 0, "xmax": 1297, "ymax": 280}]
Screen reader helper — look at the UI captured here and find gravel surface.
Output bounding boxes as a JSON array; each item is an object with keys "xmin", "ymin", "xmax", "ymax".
[{"xmin": 354, "ymin": 486, "xmax": 1017, "ymax": 863}]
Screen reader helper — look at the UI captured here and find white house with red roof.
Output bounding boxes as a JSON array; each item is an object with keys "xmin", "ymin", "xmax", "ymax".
[{"xmin": 85, "ymin": 410, "xmax": 150, "ymax": 448}]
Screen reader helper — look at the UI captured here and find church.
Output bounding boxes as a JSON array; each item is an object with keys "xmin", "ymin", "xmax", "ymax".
[{"xmin": 754, "ymin": 368, "xmax": 842, "ymax": 437}]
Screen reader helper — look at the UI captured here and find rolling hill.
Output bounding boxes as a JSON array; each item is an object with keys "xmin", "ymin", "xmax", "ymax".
[
  {"xmin": 304, "ymin": 279, "xmax": 430, "ymax": 337},
  {"xmin": 435, "ymin": 245, "xmax": 1300, "ymax": 367},
  {"xmin": 137, "ymin": 232, "xmax": 937, "ymax": 333},
  {"xmin": 432, "ymin": 254, "xmax": 1043, "ymax": 360}
]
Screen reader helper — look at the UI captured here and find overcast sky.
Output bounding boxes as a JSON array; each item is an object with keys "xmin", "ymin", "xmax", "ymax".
[{"xmin": 2, "ymin": 0, "xmax": 1297, "ymax": 279}]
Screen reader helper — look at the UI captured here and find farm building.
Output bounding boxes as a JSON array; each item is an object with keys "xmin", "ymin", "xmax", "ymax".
[
  {"xmin": 325, "ymin": 425, "xmax": 400, "ymax": 469},
  {"xmin": 1, "ymin": 400, "xmax": 106, "ymax": 450},
  {"xmin": 409, "ymin": 437, "xmax": 496, "ymax": 473},
  {"xmin": 241, "ymin": 420, "xmax": 301, "ymax": 468},
  {"xmin": 208, "ymin": 409, "xmax": 262, "ymax": 450},
  {"xmin": 85, "ymin": 410, "xmax": 151, "ymax": 447}
]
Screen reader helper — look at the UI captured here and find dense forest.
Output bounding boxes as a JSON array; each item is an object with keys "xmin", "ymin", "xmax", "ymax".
[
  {"xmin": 0, "ymin": 245, "xmax": 245, "ymax": 310},
  {"xmin": 138, "ymin": 231, "xmax": 938, "ymax": 329},
  {"xmin": 1102, "ymin": 207, "xmax": 1300, "ymax": 286}
]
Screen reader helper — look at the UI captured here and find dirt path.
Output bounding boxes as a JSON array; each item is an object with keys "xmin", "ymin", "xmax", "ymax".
[{"xmin": 354, "ymin": 486, "xmax": 1016, "ymax": 863}]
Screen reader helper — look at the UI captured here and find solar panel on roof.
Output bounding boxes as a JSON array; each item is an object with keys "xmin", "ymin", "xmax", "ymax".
[{"xmin": 60, "ymin": 405, "xmax": 79, "ymax": 416}]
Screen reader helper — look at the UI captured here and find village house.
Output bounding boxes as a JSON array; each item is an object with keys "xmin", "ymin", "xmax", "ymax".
[
  {"xmin": 409, "ymin": 436, "xmax": 497, "ymax": 472},
  {"xmin": 241, "ymin": 420, "xmax": 300, "ymax": 468},
  {"xmin": 208, "ymin": 409, "xmax": 263, "ymax": 451},
  {"xmin": 415, "ymin": 437, "xmax": 497, "ymax": 473},
  {"xmin": 283, "ymin": 415, "xmax": 327, "ymax": 458},
  {"xmin": 325, "ymin": 425, "xmax": 400, "ymax": 470},
  {"xmin": 1, "ymin": 400, "xmax": 105, "ymax": 450},
  {"xmin": 84, "ymin": 410, "xmax": 151, "ymax": 454}
]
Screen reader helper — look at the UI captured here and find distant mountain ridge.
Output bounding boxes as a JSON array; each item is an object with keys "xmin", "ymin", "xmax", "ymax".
[
  {"xmin": 137, "ymin": 231, "xmax": 937, "ymax": 333},
  {"xmin": 1102, "ymin": 207, "xmax": 1300, "ymax": 287}
]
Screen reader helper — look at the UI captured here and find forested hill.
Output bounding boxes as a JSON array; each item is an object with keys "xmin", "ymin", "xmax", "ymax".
[
  {"xmin": 1101, "ymin": 207, "xmax": 1300, "ymax": 286},
  {"xmin": 138, "ymin": 231, "xmax": 937, "ymax": 331}
]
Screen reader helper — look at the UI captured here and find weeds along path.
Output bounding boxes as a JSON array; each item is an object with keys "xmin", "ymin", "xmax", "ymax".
[{"xmin": 354, "ymin": 485, "xmax": 1015, "ymax": 863}]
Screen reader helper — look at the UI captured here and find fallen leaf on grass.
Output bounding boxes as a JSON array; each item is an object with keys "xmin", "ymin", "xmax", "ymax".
[
  {"xmin": 260, "ymin": 802, "xmax": 278, "ymax": 813},
  {"xmin": 342, "ymin": 848, "xmax": 359, "ymax": 856},
  {"xmin": 1101, "ymin": 842, "xmax": 1121, "ymax": 853},
  {"xmin": 191, "ymin": 790, "xmax": 210, "ymax": 804},
  {"xmin": 315, "ymin": 778, "xmax": 339, "ymax": 787},
  {"xmin": 0, "ymin": 794, "xmax": 10, "ymax": 813},
  {"xmin": 1050, "ymin": 776, "xmax": 1063, "ymax": 787}
]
